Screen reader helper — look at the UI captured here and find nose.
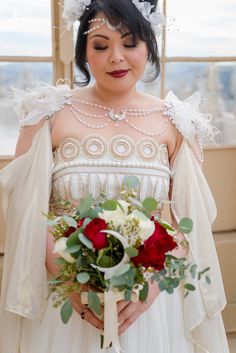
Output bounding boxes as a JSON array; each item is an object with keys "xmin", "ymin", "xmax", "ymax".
[{"xmin": 109, "ymin": 47, "xmax": 124, "ymax": 65}]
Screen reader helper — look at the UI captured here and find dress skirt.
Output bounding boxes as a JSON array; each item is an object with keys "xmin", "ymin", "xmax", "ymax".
[{"xmin": 20, "ymin": 288, "xmax": 195, "ymax": 353}]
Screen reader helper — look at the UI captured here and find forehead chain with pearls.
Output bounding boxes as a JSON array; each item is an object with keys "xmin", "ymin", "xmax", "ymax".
[{"xmin": 62, "ymin": 0, "xmax": 166, "ymax": 37}]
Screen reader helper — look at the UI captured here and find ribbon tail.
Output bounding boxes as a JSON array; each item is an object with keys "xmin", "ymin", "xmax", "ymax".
[{"xmin": 103, "ymin": 290, "xmax": 123, "ymax": 352}]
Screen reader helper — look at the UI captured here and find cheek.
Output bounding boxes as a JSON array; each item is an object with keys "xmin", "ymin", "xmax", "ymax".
[
  {"xmin": 87, "ymin": 51, "xmax": 107, "ymax": 71},
  {"xmin": 128, "ymin": 46, "xmax": 148, "ymax": 67}
]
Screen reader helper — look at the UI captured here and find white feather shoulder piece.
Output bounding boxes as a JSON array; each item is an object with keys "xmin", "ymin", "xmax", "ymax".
[
  {"xmin": 165, "ymin": 91, "xmax": 215, "ymax": 145},
  {"xmin": 12, "ymin": 81, "xmax": 72, "ymax": 126}
]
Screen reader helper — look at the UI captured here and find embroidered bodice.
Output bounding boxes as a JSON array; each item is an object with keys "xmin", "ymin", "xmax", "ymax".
[{"xmin": 50, "ymin": 134, "xmax": 171, "ymax": 214}]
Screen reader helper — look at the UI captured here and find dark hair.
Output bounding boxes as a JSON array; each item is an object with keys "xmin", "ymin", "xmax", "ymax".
[{"xmin": 75, "ymin": 0, "xmax": 160, "ymax": 86}]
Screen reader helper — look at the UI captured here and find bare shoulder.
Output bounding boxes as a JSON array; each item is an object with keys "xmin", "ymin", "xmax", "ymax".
[{"xmin": 136, "ymin": 91, "xmax": 164, "ymax": 107}]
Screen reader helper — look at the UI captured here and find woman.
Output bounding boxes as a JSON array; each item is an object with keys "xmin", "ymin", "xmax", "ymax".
[{"xmin": 0, "ymin": 0, "xmax": 230, "ymax": 352}]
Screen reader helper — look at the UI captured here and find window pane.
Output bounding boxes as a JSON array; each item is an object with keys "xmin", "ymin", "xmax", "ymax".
[
  {"xmin": 165, "ymin": 62, "xmax": 236, "ymax": 145},
  {"xmin": 166, "ymin": 0, "xmax": 236, "ymax": 57},
  {"xmin": 0, "ymin": 0, "xmax": 52, "ymax": 56},
  {"xmin": 0, "ymin": 62, "xmax": 53, "ymax": 155}
]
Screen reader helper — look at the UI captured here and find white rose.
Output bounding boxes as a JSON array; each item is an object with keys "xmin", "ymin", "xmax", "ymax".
[
  {"xmin": 98, "ymin": 200, "xmax": 130, "ymax": 228},
  {"xmin": 53, "ymin": 237, "xmax": 76, "ymax": 264},
  {"xmin": 127, "ymin": 211, "xmax": 155, "ymax": 244},
  {"xmin": 138, "ymin": 218, "xmax": 155, "ymax": 242}
]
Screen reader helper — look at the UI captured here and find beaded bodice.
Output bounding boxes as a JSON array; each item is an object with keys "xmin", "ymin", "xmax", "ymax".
[{"xmin": 50, "ymin": 134, "xmax": 171, "ymax": 214}]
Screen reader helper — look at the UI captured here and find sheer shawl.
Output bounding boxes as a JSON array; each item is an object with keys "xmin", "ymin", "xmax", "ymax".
[{"xmin": 0, "ymin": 123, "xmax": 53, "ymax": 353}]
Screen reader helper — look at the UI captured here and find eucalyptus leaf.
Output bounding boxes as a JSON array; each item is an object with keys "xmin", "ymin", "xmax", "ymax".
[
  {"xmin": 88, "ymin": 291, "xmax": 101, "ymax": 316},
  {"xmin": 139, "ymin": 282, "xmax": 149, "ymax": 301},
  {"xmin": 54, "ymin": 257, "xmax": 66, "ymax": 266},
  {"xmin": 205, "ymin": 275, "xmax": 211, "ymax": 284},
  {"xmin": 159, "ymin": 221, "xmax": 175, "ymax": 232},
  {"xmin": 82, "ymin": 218, "xmax": 92, "ymax": 228},
  {"xmin": 124, "ymin": 290, "xmax": 132, "ymax": 302},
  {"xmin": 102, "ymin": 200, "xmax": 118, "ymax": 211},
  {"xmin": 78, "ymin": 194, "xmax": 93, "ymax": 215},
  {"xmin": 64, "ymin": 244, "xmax": 81, "ymax": 254},
  {"xmin": 123, "ymin": 176, "xmax": 140, "ymax": 189},
  {"xmin": 87, "ymin": 207, "xmax": 103, "ymax": 219},
  {"xmin": 79, "ymin": 233, "xmax": 94, "ymax": 249},
  {"xmin": 66, "ymin": 230, "xmax": 80, "ymax": 247},
  {"xmin": 61, "ymin": 299, "xmax": 73, "ymax": 324},
  {"xmin": 178, "ymin": 218, "xmax": 193, "ymax": 234},
  {"xmin": 142, "ymin": 197, "xmax": 157, "ymax": 213},
  {"xmin": 125, "ymin": 247, "xmax": 139, "ymax": 258},
  {"xmin": 62, "ymin": 215, "xmax": 77, "ymax": 229},
  {"xmin": 184, "ymin": 283, "xmax": 195, "ymax": 291},
  {"xmin": 76, "ymin": 272, "xmax": 90, "ymax": 284}
]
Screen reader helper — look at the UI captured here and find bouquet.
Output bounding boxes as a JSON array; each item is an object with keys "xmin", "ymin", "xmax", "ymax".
[{"xmin": 47, "ymin": 176, "xmax": 210, "ymax": 351}]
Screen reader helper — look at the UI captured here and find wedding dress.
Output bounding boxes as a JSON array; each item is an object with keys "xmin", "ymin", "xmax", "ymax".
[{"xmin": 0, "ymin": 83, "xmax": 229, "ymax": 353}]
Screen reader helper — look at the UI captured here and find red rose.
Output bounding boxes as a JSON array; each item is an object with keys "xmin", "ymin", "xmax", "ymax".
[
  {"xmin": 63, "ymin": 219, "xmax": 84, "ymax": 238},
  {"xmin": 132, "ymin": 221, "xmax": 177, "ymax": 270},
  {"xmin": 84, "ymin": 218, "xmax": 108, "ymax": 250},
  {"xmin": 64, "ymin": 226, "xmax": 76, "ymax": 238}
]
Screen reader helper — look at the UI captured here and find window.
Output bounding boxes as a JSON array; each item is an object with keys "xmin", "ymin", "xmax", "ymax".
[
  {"xmin": 160, "ymin": 0, "xmax": 236, "ymax": 145},
  {"xmin": 0, "ymin": 0, "xmax": 235, "ymax": 155}
]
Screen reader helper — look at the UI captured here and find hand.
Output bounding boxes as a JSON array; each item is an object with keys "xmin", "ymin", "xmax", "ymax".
[
  {"xmin": 117, "ymin": 281, "xmax": 160, "ymax": 335},
  {"xmin": 69, "ymin": 290, "xmax": 104, "ymax": 331}
]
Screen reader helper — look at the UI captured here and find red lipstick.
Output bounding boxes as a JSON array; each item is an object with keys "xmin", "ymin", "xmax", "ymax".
[{"xmin": 108, "ymin": 70, "xmax": 129, "ymax": 78}]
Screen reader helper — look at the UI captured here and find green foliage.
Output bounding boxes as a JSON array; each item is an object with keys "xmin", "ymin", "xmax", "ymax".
[
  {"xmin": 159, "ymin": 221, "xmax": 175, "ymax": 232},
  {"xmin": 65, "ymin": 244, "xmax": 81, "ymax": 254},
  {"xmin": 110, "ymin": 268, "xmax": 136, "ymax": 287},
  {"xmin": 124, "ymin": 289, "xmax": 132, "ymax": 301},
  {"xmin": 66, "ymin": 230, "xmax": 81, "ymax": 247},
  {"xmin": 88, "ymin": 291, "xmax": 101, "ymax": 316},
  {"xmin": 139, "ymin": 282, "xmax": 149, "ymax": 301},
  {"xmin": 142, "ymin": 197, "xmax": 157, "ymax": 214},
  {"xmin": 178, "ymin": 218, "xmax": 193, "ymax": 234},
  {"xmin": 61, "ymin": 299, "xmax": 73, "ymax": 324},
  {"xmin": 76, "ymin": 272, "xmax": 90, "ymax": 284},
  {"xmin": 125, "ymin": 247, "xmax": 139, "ymax": 258},
  {"xmin": 123, "ymin": 176, "xmax": 140, "ymax": 189},
  {"xmin": 102, "ymin": 200, "xmax": 118, "ymax": 211},
  {"xmin": 79, "ymin": 233, "xmax": 94, "ymax": 249},
  {"xmin": 77, "ymin": 194, "xmax": 93, "ymax": 216},
  {"xmin": 184, "ymin": 283, "xmax": 195, "ymax": 291},
  {"xmin": 62, "ymin": 215, "xmax": 77, "ymax": 228}
]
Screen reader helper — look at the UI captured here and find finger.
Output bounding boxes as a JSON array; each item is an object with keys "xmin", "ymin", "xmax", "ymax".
[
  {"xmin": 117, "ymin": 300, "xmax": 130, "ymax": 314},
  {"xmin": 118, "ymin": 312, "xmax": 138, "ymax": 335},
  {"xmin": 84, "ymin": 310, "xmax": 104, "ymax": 330},
  {"xmin": 118, "ymin": 302, "xmax": 136, "ymax": 324}
]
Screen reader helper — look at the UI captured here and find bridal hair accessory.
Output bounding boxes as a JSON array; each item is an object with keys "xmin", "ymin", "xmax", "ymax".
[{"xmin": 62, "ymin": 0, "xmax": 166, "ymax": 36}]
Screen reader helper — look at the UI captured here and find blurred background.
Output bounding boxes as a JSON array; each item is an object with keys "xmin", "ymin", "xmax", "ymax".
[{"xmin": 0, "ymin": 0, "xmax": 235, "ymax": 351}]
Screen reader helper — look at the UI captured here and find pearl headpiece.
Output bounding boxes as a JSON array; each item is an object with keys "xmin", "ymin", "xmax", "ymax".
[{"xmin": 62, "ymin": 0, "xmax": 165, "ymax": 36}]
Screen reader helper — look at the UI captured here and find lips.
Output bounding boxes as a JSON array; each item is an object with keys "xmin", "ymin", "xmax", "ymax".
[{"xmin": 107, "ymin": 70, "xmax": 129, "ymax": 78}]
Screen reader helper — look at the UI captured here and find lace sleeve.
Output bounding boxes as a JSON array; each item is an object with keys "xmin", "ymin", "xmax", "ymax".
[
  {"xmin": 12, "ymin": 81, "xmax": 72, "ymax": 127},
  {"xmin": 165, "ymin": 91, "xmax": 217, "ymax": 163}
]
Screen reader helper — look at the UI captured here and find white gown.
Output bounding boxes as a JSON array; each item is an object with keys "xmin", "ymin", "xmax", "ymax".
[{"xmin": 0, "ymin": 83, "xmax": 229, "ymax": 353}]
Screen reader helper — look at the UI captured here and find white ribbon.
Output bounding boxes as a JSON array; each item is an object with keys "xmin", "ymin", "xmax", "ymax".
[{"xmin": 81, "ymin": 289, "xmax": 139, "ymax": 352}]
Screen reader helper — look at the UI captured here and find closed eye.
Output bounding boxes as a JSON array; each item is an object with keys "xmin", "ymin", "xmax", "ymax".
[{"xmin": 93, "ymin": 46, "xmax": 108, "ymax": 50}]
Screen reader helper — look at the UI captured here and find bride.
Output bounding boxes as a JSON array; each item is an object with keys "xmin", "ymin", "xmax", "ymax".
[{"xmin": 0, "ymin": 0, "xmax": 230, "ymax": 352}]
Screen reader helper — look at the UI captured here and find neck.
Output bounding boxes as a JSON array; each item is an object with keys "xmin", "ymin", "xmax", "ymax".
[{"xmin": 91, "ymin": 84, "xmax": 138, "ymax": 108}]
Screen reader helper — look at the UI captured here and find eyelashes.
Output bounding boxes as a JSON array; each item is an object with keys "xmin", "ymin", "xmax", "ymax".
[{"xmin": 93, "ymin": 44, "xmax": 138, "ymax": 51}]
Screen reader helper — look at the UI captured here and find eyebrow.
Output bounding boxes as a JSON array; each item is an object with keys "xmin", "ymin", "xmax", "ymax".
[{"xmin": 89, "ymin": 32, "xmax": 132, "ymax": 40}]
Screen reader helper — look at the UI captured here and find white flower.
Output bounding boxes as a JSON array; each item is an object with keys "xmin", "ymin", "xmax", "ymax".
[
  {"xmin": 53, "ymin": 237, "xmax": 76, "ymax": 264},
  {"xmin": 126, "ymin": 210, "xmax": 155, "ymax": 245},
  {"xmin": 98, "ymin": 200, "xmax": 130, "ymax": 228},
  {"xmin": 63, "ymin": 0, "xmax": 92, "ymax": 29}
]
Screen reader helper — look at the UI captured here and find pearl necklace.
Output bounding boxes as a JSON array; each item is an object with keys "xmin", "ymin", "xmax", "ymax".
[{"xmin": 69, "ymin": 98, "xmax": 173, "ymax": 137}]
